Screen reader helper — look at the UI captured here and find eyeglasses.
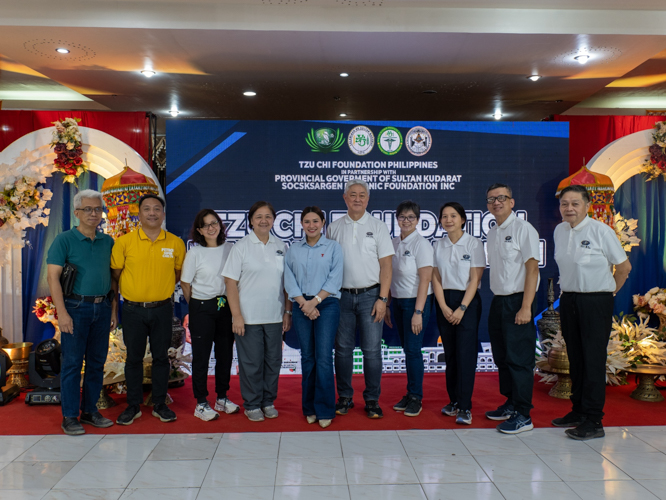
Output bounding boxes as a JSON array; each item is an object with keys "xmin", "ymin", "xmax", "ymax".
[
  {"xmin": 77, "ymin": 206, "xmax": 104, "ymax": 214},
  {"xmin": 397, "ymin": 215, "xmax": 417, "ymax": 222},
  {"xmin": 201, "ymin": 221, "xmax": 220, "ymax": 230},
  {"xmin": 486, "ymin": 195, "xmax": 511, "ymax": 204}
]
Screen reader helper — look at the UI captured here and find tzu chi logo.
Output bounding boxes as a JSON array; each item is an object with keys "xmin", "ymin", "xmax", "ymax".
[
  {"xmin": 581, "ymin": 240, "xmax": 591, "ymax": 249},
  {"xmin": 462, "ymin": 254, "xmax": 471, "ymax": 261}
]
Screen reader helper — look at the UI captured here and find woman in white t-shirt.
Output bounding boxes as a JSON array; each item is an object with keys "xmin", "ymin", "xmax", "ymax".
[
  {"xmin": 181, "ymin": 209, "xmax": 239, "ymax": 422},
  {"xmin": 222, "ymin": 201, "xmax": 293, "ymax": 422},
  {"xmin": 432, "ymin": 202, "xmax": 486, "ymax": 425}
]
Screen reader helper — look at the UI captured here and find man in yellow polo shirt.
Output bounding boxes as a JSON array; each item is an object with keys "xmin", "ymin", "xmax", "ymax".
[{"xmin": 111, "ymin": 194, "xmax": 186, "ymax": 425}]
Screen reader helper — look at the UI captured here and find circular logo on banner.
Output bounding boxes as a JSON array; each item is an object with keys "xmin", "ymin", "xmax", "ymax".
[
  {"xmin": 377, "ymin": 127, "xmax": 403, "ymax": 155},
  {"xmin": 348, "ymin": 126, "xmax": 375, "ymax": 156},
  {"xmin": 405, "ymin": 126, "xmax": 432, "ymax": 156}
]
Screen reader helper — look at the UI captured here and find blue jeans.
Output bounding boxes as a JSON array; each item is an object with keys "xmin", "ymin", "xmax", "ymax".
[
  {"xmin": 391, "ymin": 295, "xmax": 433, "ymax": 399},
  {"xmin": 335, "ymin": 287, "xmax": 383, "ymax": 402},
  {"xmin": 293, "ymin": 296, "xmax": 340, "ymax": 419},
  {"xmin": 60, "ymin": 297, "xmax": 112, "ymax": 418}
]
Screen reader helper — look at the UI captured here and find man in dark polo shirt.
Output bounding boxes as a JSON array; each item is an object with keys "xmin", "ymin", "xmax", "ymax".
[
  {"xmin": 112, "ymin": 194, "xmax": 185, "ymax": 425},
  {"xmin": 47, "ymin": 189, "xmax": 117, "ymax": 436}
]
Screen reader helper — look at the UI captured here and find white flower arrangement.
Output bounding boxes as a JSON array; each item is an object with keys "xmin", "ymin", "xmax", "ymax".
[
  {"xmin": 0, "ymin": 150, "xmax": 53, "ymax": 266},
  {"xmin": 613, "ymin": 212, "xmax": 640, "ymax": 254}
]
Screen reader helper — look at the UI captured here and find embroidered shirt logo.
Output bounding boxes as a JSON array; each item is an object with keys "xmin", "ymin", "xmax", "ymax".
[
  {"xmin": 276, "ymin": 250, "xmax": 284, "ymax": 256},
  {"xmin": 366, "ymin": 232, "xmax": 374, "ymax": 237},
  {"xmin": 580, "ymin": 240, "xmax": 591, "ymax": 249},
  {"xmin": 462, "ymin": 254, "xmax": 471, "ymax": 261},
  {"xmin": 404, "ymin": 250, "xmax": 412, "ymax": 256},
  {"xmin": 161, "ymin": 248, "xmax": 174, "ymax": 258},
  {"xmin": 504, "ymin": 236, "xmax": 512, "ymax": 242}
]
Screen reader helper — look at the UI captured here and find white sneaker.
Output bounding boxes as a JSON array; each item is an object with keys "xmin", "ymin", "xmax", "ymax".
[
  {"xmin": 262, "ymin": 405, "xmax": 279, "ymax": 419},
  {"xmin": 194, "ymin": 402, "xmax": 219, "ymax": 421},
  {"xmin": 215, "ymin": 397, "xmax": 240, "ymax": 414},
  {"xmin": 245, "ymin": 408, "xmax": 265, "ymax": 422},
  {"xmin": 306, "ymin": 415, "xmax": 317, "ymax": 424}
]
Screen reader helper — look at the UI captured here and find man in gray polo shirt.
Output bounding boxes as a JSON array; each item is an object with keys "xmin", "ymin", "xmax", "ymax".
[{"xmin": 47, "ymin": 189, "xmax": 118, "ymax": 436}]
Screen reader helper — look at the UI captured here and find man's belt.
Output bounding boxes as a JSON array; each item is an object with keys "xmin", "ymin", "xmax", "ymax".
[
  {"xmin": 341, "ymin": 283, "xmax": 380, "ymax": 295},
  {"xmin": 124, "ymin": 298, "xmax": 172, "ymax": 308},
  {"xmin": 67, "ymin": 290, "xmax": 114, "ymax": 304}
]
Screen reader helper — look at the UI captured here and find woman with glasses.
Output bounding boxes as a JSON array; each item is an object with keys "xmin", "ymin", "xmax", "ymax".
[
  {"xmin": 222, "ymin": 201, "xmax": 292, "ymax": 422},
  {"xmin": 284, "ymin": 206, "xmax": 343, "ymax": 428},
  {"xmin": 181, "ymin": 209, "xmax": 239, "ymax": 421},
  {"xmin": 433, "ymin": 202, "xmax": 485, "ymax": 425},
  {"xmin": 385, "ymin": 200, "xmax": 433, "ymax": 417}
]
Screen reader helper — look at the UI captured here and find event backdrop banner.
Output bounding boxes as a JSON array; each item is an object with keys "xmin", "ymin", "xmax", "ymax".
[{"xmin": 166, "ymin": 120, "xmax": 569, "ymax": 354}]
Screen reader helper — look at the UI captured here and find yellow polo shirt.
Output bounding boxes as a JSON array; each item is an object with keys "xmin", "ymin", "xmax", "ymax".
[{"xmin": 111, "ymin": 228, "xmax": 186, "ymax": 302}]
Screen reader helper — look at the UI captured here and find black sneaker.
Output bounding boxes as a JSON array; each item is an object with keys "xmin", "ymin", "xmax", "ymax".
[
  {"xmin": 552, "ymin": 411, "xmax": 586, "ymax": 428},
  {"xmin": 335, "ymin": 397, "xmax": 354, "ymax": 415},
  {"xmin": 565, "ymin": 420, "xmax": 605, "ymax": 441},
  {"xmin": 364, "ymin": 400, "xmax": 384, "ymax": 419},
  {"xmin": 403, "ymin": 395, "xmax": 422, "ymax": 417},
  {"xmin": 152, "ymin": 403, "xmax": 177, "ymax": 422},
  {"xmin": 485, "ymin": 400, "xmax": 514, "ymax": 421},
  {"xmin": 441, "ymin": 402, "xmax": 458, "ymax": 416},
  {"xmin": 80, "ymin": 411, "xmax": 114, "ymax": 428},
  {"xmin": 393, "ymin": 394, "xmax": 410, "ymax": 412},
  {"xmin": 61, "ymin": 417, "xmax": 85, "ymax": 436},
  {"xmin": 116, "ymin": 405, "xmax": 142, "ymax": 426}
]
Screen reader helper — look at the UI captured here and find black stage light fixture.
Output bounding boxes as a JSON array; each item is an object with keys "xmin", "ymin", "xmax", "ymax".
[
  {"xmin": 0, "ymin": 349, "xmax": 20, "ymax": 405},
  {"xmin": 25, "ymin": 339, "xmax": 62, "ymax": 405}
]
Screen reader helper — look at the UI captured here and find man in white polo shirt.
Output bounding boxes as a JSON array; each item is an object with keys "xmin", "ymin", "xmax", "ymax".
[
  {"xmin": 327, "ymin": 179, "xmax": 394, "ymax": 419},
  {"xmin": 552, "ymin": 184, "xmax": 631, "ymax": 440},
  {"xmin": 484, "ymin": 183, "xmax": 540, "ymax": 434}
]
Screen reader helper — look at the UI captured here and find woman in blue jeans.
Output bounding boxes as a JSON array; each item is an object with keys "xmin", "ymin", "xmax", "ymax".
[
  {"xmin": 385, "ymin": 200, "xmax": 434, "ymax": 417},
  {"xmin": 284, "ymin": 206, "xmax": 343, "ymax": 428}
]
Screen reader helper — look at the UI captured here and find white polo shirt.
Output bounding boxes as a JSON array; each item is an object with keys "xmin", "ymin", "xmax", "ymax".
[
  {"xmin": 181, "ymin": 242, "xmax": 233, "ymax": 300},
  {"xmin": 390, "ymin": 231, "xmax": 434, "ymax": 299},
  {"xmin": 554, "ymin": 216, "xmax": 627, "ymax": 293},
  {"xmin": 487, "ymin": 212, "xmax": 541, "ymax": 296},
  {"xmin": 326, "ymin": 211, "xmax": 395, "ymax": 289},
  {"xmin": 221, "ymin": 231, "xmax": 286, "ymax": 325},
  {"xmin": 434, "ymin": 232, "xmax": 486, "ymax": 291}
]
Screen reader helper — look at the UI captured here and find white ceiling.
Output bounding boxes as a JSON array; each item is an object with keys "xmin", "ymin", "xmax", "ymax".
[{"xmin": 1, "ymin": 0, "xmax": 666, "ymax": 126}]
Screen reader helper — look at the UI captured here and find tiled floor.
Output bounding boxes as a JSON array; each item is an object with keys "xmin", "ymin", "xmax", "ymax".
[{"xmin": 1, "ymin": 426, "xmax": 665, "ymax": 499}]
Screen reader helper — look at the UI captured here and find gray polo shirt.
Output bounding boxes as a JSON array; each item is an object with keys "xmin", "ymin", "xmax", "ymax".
[{"xmin": 46, "ymin": 227, "xmax": 114, "ymax": 296}]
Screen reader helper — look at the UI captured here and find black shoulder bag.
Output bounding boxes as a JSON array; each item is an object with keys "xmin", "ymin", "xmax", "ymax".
[{"xmin": 60, "ymin": 263, "xmax": 78, "ymax": 297}]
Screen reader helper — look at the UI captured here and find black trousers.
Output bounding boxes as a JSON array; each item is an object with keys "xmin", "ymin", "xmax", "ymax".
[
  {"xmin": 488, "ymin": 292, "xmax": 537, "ymax": 417},
  {"xmin": 123, "ymin": 301, "xmax": 173, "ymax": 406},
  {"xmin": 189, "ymin": 296, "xmax": 235, "ymax": 403},
  {"xmin": 560, "ymin": 292, "xmax": 614, "ymax": 423},
  {"xmin": 436, "ymin": 290, "xmax": 482, "ymax": 411}
]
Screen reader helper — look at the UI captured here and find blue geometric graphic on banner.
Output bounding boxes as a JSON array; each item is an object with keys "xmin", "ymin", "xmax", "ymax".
[{"xmin": 166, "ymin": 131, "xmax": 246, "ymax": 194}]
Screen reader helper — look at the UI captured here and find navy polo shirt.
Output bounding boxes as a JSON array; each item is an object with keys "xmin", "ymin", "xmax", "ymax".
[{"xmin": 46, "ymin": 228, "xmax": 114, "ymax": 296}]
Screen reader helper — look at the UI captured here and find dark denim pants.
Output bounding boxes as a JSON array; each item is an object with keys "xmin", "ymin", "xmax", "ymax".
[
  {"xmin": 189, "ymin": 296, "xmax": 234, "ymax": 404},
  {"xmin": 293, "ymin": 296, "xmax": 340, "ymax": 419},
  {"xmin": 391, "ymin": 295, "xmax": 433, "ymax": 399},
  {"xmin": 335, "ymin": 287, "xmax": 383, "ymax": 402},
  {"xmin": 60, "ymin": 297, "xmax": 112, "ymax": 418}
]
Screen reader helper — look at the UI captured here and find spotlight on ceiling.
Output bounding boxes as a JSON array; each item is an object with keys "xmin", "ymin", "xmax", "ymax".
[
  {"xmin": 169, "ymin": 109, "xmax": 179, "ymax": 117},
  {"xmin": 574, "ymin": 54, "xmax": 590, "ymax": 64},
  {"xmin": 243, "ymin": 91, "xmax": 257, "ymax": 97},
  {"xmin": 493, "ymin": 110, "xmax": 503, "ymax": 120},
  {"xmin": 527, "ymin": 75, "xmax": 541, "ymax": 82},
  {"xmin": 55, "ymin": 48, "xmax": 70, "ymax": 54},
  {"xmin": 339, "ymin": 113, "xmax": 347, "ymax": 117},
  {"xmin": 141, "ymin": 70, "xmax": 156, "ymax": 77},
  {"xmin": 340, "ymin": 73, "xmax": 349, "ymax": 77}
]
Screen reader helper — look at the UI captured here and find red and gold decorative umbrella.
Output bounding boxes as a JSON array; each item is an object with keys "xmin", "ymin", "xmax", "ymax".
[
  {"xmin": 555, "ymin": 165, "xmax": 615, "ymax": 228},
  {"xmin": 101, "ymin": 166, "xmax": 159, "ymax": 239}
]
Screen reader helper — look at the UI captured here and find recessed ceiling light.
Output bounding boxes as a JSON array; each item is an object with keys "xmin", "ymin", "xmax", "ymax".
[
  {"xmin": 141, "ymin": 70, "xmax": 156, "ymax": 77},
  {"xmin": 493, "ymin": 110, "xmax": 503, "ymax": 120},
  {"xmin": 422, "ymin": 90, "xmax": 437, "ymax": 94},
  {"xmin": 169, "ymin": 109, "xmax": 179, "ymax": 117},
  {"xmin": 339, "ymin": 113, "xmax": 347, "ymax": 117},
  {"xmin": 574, "ymin": 54, "xmax": 590, "ymax": 64},
  {"xmin": 55, "ymin": 48, "xmax": 70, "ymax": 54},
  {"xmin": 340, "ymin": 73, "xmax": 349, "ymax": 77},
  {"xmin": 243, "ymin": 91, "xmax": 257, "ymax": 97},
  {"xmin": 527, "ymin": 75, "xmax": 541, "ymax": 82}
]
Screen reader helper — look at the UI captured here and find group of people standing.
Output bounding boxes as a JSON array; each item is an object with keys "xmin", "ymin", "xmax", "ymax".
[{"xmin": 47, "ymin": 178, "xmax": 630, "ymax": 441}]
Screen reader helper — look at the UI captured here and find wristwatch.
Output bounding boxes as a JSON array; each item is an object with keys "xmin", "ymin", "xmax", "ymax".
[
  {"xmin": 415, "ymin": 309, "xmax": 423, "ymax": 315},
  {"xmin": 284, "ymin": 310, "xmax": 293, "ymax": 315},
  {"xmin": 379, "ymin": 296, "xmax": 388, "ymax": 303},
  {"xmin": 315, "ymin": 295, "xmax": 322, "ymax": 304},
  {"xmin": 460, "ymin": 304, "xmax": 468, "ymax": 312}
]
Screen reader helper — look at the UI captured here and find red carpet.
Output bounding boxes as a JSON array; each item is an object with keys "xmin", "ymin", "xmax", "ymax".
[{"xmin": 1, "ymin": 373, "xmax": 664, "ymax": 435}]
